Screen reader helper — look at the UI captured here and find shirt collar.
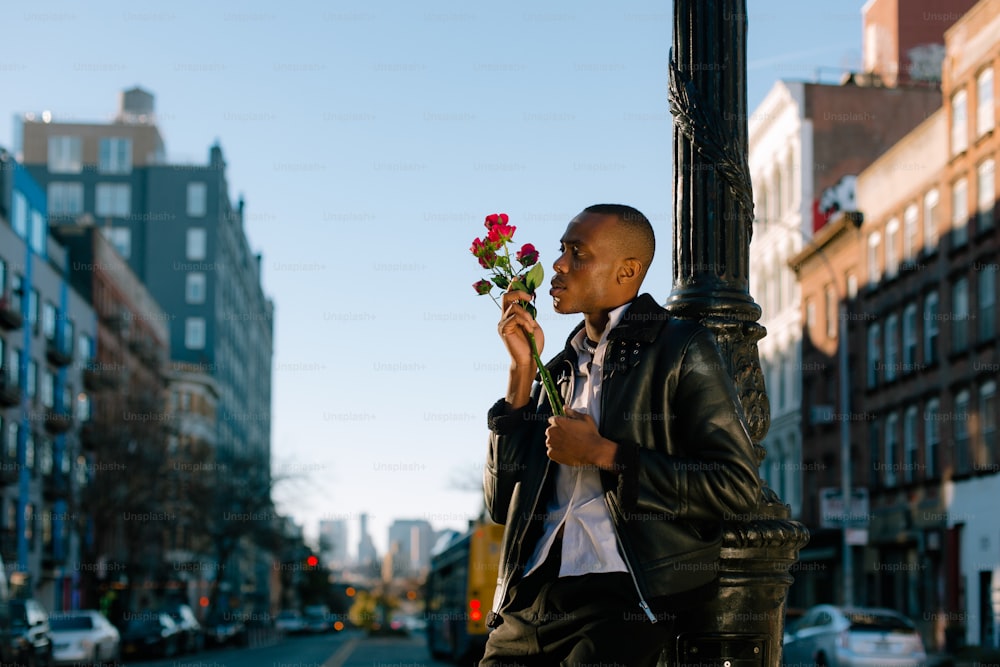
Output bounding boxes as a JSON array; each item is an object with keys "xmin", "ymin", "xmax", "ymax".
[{"xmin": 569, "ymin": 301, "xmax": 632, "ymax": 358}]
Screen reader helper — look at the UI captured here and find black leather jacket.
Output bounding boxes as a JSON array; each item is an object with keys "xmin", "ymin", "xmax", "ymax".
[{"xmin": 484, "ymin": 293, "xmax": 761, "ymax": 626}]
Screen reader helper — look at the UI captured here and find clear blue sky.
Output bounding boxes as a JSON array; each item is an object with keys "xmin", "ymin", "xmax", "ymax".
[{"xmin": 1, "ymin": 1, "xmax": 863, "ymax": 557}]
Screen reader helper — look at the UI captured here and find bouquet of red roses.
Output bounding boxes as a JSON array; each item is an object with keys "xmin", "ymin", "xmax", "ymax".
[{"xmin": 470, "ymin": 213, "xmax": 563, "ymax": 416}]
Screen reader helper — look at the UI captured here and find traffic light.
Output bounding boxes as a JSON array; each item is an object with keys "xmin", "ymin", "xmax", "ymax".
[{"xmin": 306, "ymin": 554, "xmax": 319, "ymax": 568}]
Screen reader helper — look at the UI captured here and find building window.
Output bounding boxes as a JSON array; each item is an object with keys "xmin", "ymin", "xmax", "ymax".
[
  {"xmin": 978, "ymin": 159, "xmax": 995, "ymax": 232},
  {"xmin": 40, "ymin": 372, "xmax": 54, "ymax": 409},
  {"xmin": 923, "ymin": 189, "xmax": 939, "ymax": 252},
  {"xmin": 101, "ymin": 227, "xmax": 131, "ymax": 260},
  {"xmin": 981, "ymin": 381, "xmax": 998, "ymax": 471},
  {"xmin": 955, "ymin": 389, "xmax": 971, "ymax": 473},
  {"xmin": 98, "ymin": 137, "xmax": 132, "ymax": 174},
  {"xmin": 885, "ymin": 217, "xmax": 900, "ymax": 278},
  {"xmin": 952, "ymin": 89, "xmax": 968, "ymax": 155},
  {"xmin": 904, "ymin": 406, "xmax": 918, "ymax": 483},
  {"xmin": 951, "ymin": 277, "xmax": 969, "ymax": 352},
  {"xmin": 885, "ymin": 314, "xmax": 899, "ymax": 382},
  {"xmin": 95, "ymin": 183, "xmax": 131, "ymax": 217},
  {"xmin": 187, "ymin": 182, "xmax": 207, "ymax": 217},
  {"xmin": 867, "ymin": 231, "xmax": 881, "ymax": 285},
  {"xmin": 5, "ymin": 347, "xmax": 19, "ymax": 392},
  {"xmin": 903, "ymin": 302, "xmax": 917, "ymax": 370},
  {"xmin": 46, "ymin": 183, "xmax": 84, "ymax": 216},
  {"xmin": 980, "ymin": 264, "xmax": 997, "ymax": 341},
  {"xmin": 42, "ymin": 301, "xmax": 56, "ymax": 341},
  {"xmin": 185, "ymin": 317, "xmax": 206, "ymax": 349},
  {"xmin": 29, "ymin": 209, "xmax": 45, "ymax": 255},
  {"xmin": 925, "ymin": 398, "xmax": 940, "ymax": 478},
  {"xmin": 924, "ymin": 291, "xmax": 939, "ymax": 365},
  {"xmin": 978, "ymin": 67, "xmax": 995, "ymax": 138},
  {"xmin": 867, "ymin": 323, "xmax": 881, "ymax": 388},
  {"xmin": 3, "ymin": 421, "xmax": 16, "ymax": 461},
  {"xmin": 885, "ymin": 412, "xmax": 899, "ymax": 486},
  {"xmin": 952, "ymin": 277, "xmax": 970, "ymax": 353},
  {"xmin": 186, "ymin": 228, "xmax": 207, "ymax": 260},
  {"xmin": 12, "ymin": 192, "xmax": 27, "ymax": 239},
  {"xmin": 47, "ymin": 136, "xmax": 82, "ymax": 174},
  {"xmin": 952, "ymin": 177, "xmax": 968, "ymax": 247},
  {"xmin": 186, "ymin": 273, "xmax": 206, "ymax": 304},
  {"xmin": 75, "ymin": 392, "xmax": 91, "ymax": 422},
  {"xmin": 903, "ymin": 204, "xmax": 918, "ymax": 263},
  {"xmin": 77, "ymin": 333, "xmax": 93, "ymax": 363}
]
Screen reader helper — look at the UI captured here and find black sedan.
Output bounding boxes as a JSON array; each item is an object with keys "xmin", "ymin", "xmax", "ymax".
[{"xmin": 120, "ymin": 612, "xmax": 182, "ymax": 659}]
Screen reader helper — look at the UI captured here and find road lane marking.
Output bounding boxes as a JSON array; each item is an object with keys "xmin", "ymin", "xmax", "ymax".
[{"xmin": 322, "ymin": 634, "xmax": 361, "ymax": 667}]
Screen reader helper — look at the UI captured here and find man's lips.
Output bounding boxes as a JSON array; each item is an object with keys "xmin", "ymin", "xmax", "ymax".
[{"xmin": 549, "ymin": 281, "xmax": 566, "ymax": 296}]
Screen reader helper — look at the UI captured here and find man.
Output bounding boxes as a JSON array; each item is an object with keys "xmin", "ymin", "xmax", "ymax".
[{"xmin": 481, "ymin": 204, "xmax": 761, "ymax": 666}]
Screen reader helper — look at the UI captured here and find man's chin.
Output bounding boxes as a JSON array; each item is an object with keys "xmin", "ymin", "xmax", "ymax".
[{"xmin": 551, "ymin": 297, "xmax": 577, "ymax": 314}]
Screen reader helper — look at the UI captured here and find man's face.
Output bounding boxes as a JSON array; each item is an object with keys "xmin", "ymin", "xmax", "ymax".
[{"xmin": 548, "ymin": 212, "xmax": 624, "ymax": 315}]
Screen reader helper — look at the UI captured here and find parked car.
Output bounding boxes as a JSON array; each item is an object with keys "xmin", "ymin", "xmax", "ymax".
[
  {"xmin": 782, "ymin": 605, "xmax": 927, "ymax": 667},
  {"xmin": 303, "ymin": 611, "xmax": 331, "ymax": 633},
  {"xmin": 0, "ymin": 598, "xmax": 54, "ymax": 667},
  {"xmin": 202, "ymin": 611, "xmax": 247, "ymax": 648},
  {"xmin": 163, "ymin": 604, "xmax": 204, "ymax": 653},
  {"xmin": 120, "ymin": 612, "xmax": 182, "ymax": 659},
  {"xmin": 49, "ymin": 610, "xmax": 120, "ymax": 666},
  {"xmin": 274, "ymin": 610, "xmax": 307, "ymax": 635}
]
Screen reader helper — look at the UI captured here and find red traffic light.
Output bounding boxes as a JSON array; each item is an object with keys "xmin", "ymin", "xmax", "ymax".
[{"xmin": 306, "ymin": 555, "xmax": 319, "ymax": 567}]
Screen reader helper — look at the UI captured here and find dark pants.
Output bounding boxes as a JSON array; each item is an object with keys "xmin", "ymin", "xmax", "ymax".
[{"xmin": 480, "ymin": 547, "xmax": 675, "ymax": 667}]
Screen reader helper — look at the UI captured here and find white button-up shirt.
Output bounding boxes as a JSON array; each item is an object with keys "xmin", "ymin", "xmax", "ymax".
[{"xmin": 523, "ymin": 302, "xmax": 631, "ymax": 578}]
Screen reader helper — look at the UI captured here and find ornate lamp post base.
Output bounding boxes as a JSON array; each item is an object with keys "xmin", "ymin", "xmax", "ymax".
[{"xmin": 662, "ymin": 2, "xmax": 810, "ymax": 666}]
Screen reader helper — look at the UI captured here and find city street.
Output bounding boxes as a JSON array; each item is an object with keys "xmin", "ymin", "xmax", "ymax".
[{"xmin": 132, "ymin": 630, "xmax": 456, "ymax": 667}]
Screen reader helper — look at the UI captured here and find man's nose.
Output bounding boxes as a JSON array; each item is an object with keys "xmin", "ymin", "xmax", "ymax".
[{"xmin": 552, "ymin": 253, "xmax": 567, "ymax": 273}]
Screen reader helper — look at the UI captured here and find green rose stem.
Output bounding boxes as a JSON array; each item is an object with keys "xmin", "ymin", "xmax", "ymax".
[{"xmin": 527, "ymin": 330, "xmax": 563, "ymax": 417}]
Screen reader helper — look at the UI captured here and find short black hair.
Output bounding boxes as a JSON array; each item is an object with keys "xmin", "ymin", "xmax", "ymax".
[{"xmin": 583, "ymin": 203, "xmax": 655, "ymax": 278}]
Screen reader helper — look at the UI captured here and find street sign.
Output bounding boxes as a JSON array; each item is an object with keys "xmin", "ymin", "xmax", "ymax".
[{"xmin": 820, "ymin": 488, "xmax": 870, "ymax": 529}]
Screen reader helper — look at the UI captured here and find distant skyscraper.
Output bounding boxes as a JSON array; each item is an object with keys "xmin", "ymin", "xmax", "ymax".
[
  {"xmin": 318, "ymin": 519, "xmax": 349, "ymax": 569},
  {"xmin": 357, "ymin": 513, "xmax": 377, "ymax": 568},
  {"xmin": 387, "ymin": 519, "xmax": 434, "ymax": 576}
]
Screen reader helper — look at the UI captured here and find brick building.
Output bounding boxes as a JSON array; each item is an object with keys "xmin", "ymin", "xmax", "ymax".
[{"xmin": 790, "ymin": 0, "xmax": 1000, "ymax": 650}]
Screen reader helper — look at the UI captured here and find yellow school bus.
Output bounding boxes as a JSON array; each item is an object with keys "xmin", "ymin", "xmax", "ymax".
[{"xmin": 425, "ymin": 520, "xmax": 503, "ymax": 664}]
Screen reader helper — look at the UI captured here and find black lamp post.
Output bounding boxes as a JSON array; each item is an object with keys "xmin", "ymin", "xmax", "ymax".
[{"xmin": 663, "ymin": 2, "xmax": 810, "ymax": 667}]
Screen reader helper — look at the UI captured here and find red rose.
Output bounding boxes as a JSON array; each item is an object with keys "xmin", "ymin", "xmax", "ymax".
[
  {"xmin": 486, "ymin": 222, "xmax": 516, "ymax": 245},
  {"xmin": 515, "ymin": 243, "xmax": 538, "ymax": 266},
  {"xmin": 470, "ymin": 237, "xmax": 494, "ymax": 258},
  {"xmin": 484, "ymin": 212, "xmax": 510, "ymax": 229},
  {"xmin": 473, "ymin": 279, "xmax": 493, "ymax": 295}
]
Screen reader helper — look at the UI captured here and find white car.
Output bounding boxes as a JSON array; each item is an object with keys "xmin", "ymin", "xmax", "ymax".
[
  {"xmin": 49, "ymin": 610, "xmax": 121, "ymax": 666},
  {"xmin": 274, "ymin": 610, "xmax": 307, "ymax": 634}
]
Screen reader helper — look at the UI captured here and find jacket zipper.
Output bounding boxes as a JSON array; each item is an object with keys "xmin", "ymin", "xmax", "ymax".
[
  {"xmin": 491, "ymin": 457, "xmax": 551, "ymax": 624},
  {"xmin": 602, "ymin": 340, "xmax": 657, "ymax": 623},
  {"xmin": 608, "ymin": 496, "xmax": 657, "ymax": 622},
  {"xmin": 492, "ymin": 361, "xmax": 570, "ymax": 623}
]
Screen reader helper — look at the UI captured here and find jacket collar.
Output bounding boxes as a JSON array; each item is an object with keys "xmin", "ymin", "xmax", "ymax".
[{"xmin": 560, "ymin": 293, "xmax": 666, "ymax": 359}]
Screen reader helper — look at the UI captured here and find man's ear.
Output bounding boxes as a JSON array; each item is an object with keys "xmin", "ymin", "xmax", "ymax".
[{"xmin": 617, "ymin": 258, "xmax": 642, "ymax": 285}]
